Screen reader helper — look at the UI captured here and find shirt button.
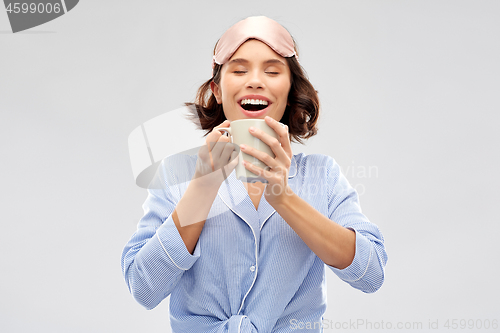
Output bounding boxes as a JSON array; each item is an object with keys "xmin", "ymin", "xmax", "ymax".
[{"xmin": 249, "ymin": 265, "xmax": 256, "ymax": 272}]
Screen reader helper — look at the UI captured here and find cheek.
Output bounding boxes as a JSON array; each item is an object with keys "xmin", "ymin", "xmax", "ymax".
[
  {"xmin": 220, "ymin": 78, "xmax": 237, "ymax": 100},
  {"xmin": 278, "ymin": 82, "xmax": 291, "ymax": 101}
]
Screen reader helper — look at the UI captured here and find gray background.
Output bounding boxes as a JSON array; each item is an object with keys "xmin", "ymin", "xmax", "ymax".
[{"xmin": 1, "ymin": 0, "xmax": 499, "ymax": 332}]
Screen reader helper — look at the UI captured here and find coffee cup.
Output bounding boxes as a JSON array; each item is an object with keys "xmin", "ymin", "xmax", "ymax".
[{"xmin": 217, "ymin": 119, "xmax": 280, "ymax": 183}]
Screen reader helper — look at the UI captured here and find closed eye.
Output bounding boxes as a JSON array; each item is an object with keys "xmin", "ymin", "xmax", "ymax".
[{"xmin": 233, "ymin": 71, "xmax": 247, "ymax": 74}]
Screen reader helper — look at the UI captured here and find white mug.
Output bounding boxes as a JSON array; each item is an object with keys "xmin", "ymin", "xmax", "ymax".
[{"xmin": 217, "ymin": 119, "xmax": 280, "ymax": 183}]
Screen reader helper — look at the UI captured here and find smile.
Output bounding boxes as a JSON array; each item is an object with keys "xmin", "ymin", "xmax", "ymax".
[{"xmin": 240, "ymin": 99, "xmax": 269, "ymax": 111}]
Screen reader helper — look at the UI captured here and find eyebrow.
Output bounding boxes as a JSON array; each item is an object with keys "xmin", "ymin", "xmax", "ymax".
[{"xmin": 228, "ymin": 58, "xmax": 286, "ymax": 66}]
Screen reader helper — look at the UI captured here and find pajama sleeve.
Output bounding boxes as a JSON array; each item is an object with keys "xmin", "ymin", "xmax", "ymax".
[
  {"xmin": 324, "ymin": 156, "xmax": 388, "ymax": 293},
  {"xmin": 121, "ymin": 156, "xmax": 201, "ymax": 309}
]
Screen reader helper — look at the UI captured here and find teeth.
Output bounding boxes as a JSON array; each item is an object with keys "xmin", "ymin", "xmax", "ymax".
[{"xmin": 241, "ymin": 99, "xmax": 268, "ymax": 106}]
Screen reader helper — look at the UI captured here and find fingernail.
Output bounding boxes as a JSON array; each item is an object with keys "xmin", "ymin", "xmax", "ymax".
[
  {"xmin": 240, "ymin": 144, "xmax": 246, "ymax": 150},
  {"xmin": 249, "ymin": 127, "xmax": 255, "ymax": 132}
]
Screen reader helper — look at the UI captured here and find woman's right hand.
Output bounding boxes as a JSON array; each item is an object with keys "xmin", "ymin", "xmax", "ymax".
[{"xmin": 193, "ymin": 120, "xmax": 239, "ymax": 187}]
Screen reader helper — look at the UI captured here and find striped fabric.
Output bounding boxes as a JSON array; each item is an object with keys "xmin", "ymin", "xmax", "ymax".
[{"xmin": 121, "ymin": 153, "xmax": 387, "ymax": 332}]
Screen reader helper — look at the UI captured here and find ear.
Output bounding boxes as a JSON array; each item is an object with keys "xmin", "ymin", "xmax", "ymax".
[{"xmin": 210, "ymin": 81, "xmax": 222, "ymax": 104}]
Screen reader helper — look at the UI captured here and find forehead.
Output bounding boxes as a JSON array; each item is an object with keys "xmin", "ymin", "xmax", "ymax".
[{"xmin": 229, "ymin": 39, "xmax": 287, "ymax": 62}]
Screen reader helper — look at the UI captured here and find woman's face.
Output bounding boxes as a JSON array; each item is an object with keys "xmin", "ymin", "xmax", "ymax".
[{"xmin": 211, "ymin": 39, "xmax": 292, "ymax": 122}]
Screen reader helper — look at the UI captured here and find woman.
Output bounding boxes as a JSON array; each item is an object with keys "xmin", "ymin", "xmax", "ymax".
[{"xmin": 121, "ymin": 16, "xmax": 387, "ymax": 333}]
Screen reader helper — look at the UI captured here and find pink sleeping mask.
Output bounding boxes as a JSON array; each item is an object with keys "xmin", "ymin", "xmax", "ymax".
[{"xmin": 212, "ymin": 16, "xmax": 297, "ymax": 69}]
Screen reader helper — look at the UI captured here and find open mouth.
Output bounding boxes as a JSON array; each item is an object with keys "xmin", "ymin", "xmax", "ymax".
[{"xmin": 240, "ymin": 99, "xmax": 269, "ymax": 112}]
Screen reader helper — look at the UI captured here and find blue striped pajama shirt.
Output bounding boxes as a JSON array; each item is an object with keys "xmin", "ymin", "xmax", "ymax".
[{"xmin": 121, "ymin": 152, "xmax": 387, "ymax": 332}]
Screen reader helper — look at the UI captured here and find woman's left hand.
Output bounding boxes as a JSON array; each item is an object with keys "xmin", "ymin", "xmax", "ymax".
[{"xmin": 240, "ymin": 116, "xmax": 295, "ymax": 206}]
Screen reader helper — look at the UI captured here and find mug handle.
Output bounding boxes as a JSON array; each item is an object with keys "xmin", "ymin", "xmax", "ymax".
[{"xmin": 217, "ymin": 128, "xmax": 232, "ymax": 141}]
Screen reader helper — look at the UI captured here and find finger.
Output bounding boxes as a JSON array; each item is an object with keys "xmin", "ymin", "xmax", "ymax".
[
  {"xmin": 207, "ymin": 129, "xmax": 229, "ymax": 172},
  {"xmin": 210, "ymin": 135, "xmax": 231, "ymax": 163},
  {"xmin": 229, "ymin": 150, "xmax": 239, "ymax": 168},
  {"xmin": 214, "ymin": 119, "xmax": 231, "ymax": 129},
  {"xmin": 248, "ymin": 127, "xmax": 289, "ymax": 164},
  {"xmin": 240, "ymin": 143, "xmax": 279, "ymax": 170},
  {"xmin": 265, "ymin": 116, "xmax": 293, "ymax": 158},
  {"xmin": 224, "ymin": 150, "xmax": 239, "ymax": 173},
  {"xmin": 217, "ymin": 142, "xmax": 238, "ymax": 169},
  {"xmin": 242, "ymin": 160, "xmax": 272, "ymax": 180},
  {"xmin": 206, "ymin": 120, "xmax": 231, "ymax": 151},
  {"xmin": 206, "ymin": 132, "xmax": 223, "ymax": 151},
  {"xmin": 218, "ymin": 150, "xmax": 239, "ymax": 183},
  {"xmin": 278, "ymin": 124, "xmax": 293, "ymax": 159},
  {"xmin": 212, "ymin": 120, "xmax": 231, "ymax": 138}
]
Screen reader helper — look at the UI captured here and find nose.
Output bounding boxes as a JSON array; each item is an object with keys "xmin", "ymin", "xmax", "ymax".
[{"xmin": 246, "ymin": 70, "xmax": 264, "ymax": 89}]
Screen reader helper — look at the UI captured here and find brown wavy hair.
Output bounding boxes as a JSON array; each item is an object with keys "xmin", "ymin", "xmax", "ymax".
[{"xmin": 185, "ymin": 40, "xmax": 319, "ymax": 144}]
